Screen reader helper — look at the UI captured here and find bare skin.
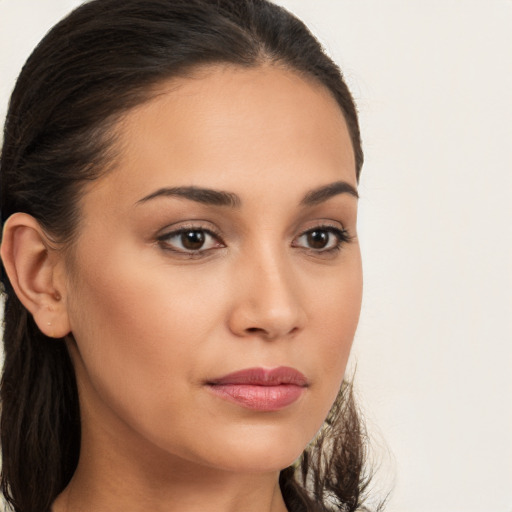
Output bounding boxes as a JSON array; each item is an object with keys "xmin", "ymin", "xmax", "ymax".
[{"xmin": 1, "ymin": 64, "xmax": 361, "ymax": 512}]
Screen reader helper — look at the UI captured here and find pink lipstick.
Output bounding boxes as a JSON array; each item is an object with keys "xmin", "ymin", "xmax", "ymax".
[{"xmin": 206, "ymin": 367, "xmax": 308, "ymax": 411}]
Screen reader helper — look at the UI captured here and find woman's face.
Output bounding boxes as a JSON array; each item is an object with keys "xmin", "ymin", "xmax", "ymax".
[{"xmin": 62, "ymin": 65, "xmax": 362, "ymax": 473}]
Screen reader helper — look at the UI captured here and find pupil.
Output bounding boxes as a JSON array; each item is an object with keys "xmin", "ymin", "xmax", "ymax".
[
  {"xmin": 182, "ymin": 230, "xmax": 205, "ymax": 250},
  {"xmin": 307, "ymin": 230, "xmax": 328, "ymax": 249}
]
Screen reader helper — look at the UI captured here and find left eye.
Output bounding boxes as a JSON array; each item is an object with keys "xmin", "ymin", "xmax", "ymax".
[
  {"xmin": 159, "ymin": 229, "xmax": 223, "ymax": 253},
  {"xmin": 293, "ymin": 227, "xmax": 348, "ymax": 251}
]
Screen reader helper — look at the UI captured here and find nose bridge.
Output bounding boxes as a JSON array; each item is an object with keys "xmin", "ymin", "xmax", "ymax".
[
  {"xmin": 252, "ymin": 244, "xmax": 295, "ymax": 307},
  {"xmin": 228, "ymin": 239, "xmax": 306, "ymax": 339}
]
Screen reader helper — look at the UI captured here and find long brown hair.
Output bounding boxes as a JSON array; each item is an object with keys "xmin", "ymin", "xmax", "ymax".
[{"xmin": 0, "ymin": 1, "xmax": 373, "ymax": 511}]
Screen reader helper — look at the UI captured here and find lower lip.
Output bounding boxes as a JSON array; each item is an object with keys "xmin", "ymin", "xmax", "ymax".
[{"xmin": 207, "ymin": 384, "xmax": 305, "ymax": 411}]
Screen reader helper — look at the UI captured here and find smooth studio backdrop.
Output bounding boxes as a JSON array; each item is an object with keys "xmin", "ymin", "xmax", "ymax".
[{"xmin": 1, "ymin": 1, "xmax": 511, "ymax": 511}]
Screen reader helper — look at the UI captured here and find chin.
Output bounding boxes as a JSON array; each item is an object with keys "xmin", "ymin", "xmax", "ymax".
[
  {"xmin": 184, "ymin": 424, "xmax": 313, "ymax": 474},
  {"xmin": 212, "ymin": 448, "xmax": 303, "ymax": 474}
]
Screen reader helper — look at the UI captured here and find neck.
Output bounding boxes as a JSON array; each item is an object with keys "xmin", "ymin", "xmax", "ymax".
[{"xmin": 54, "ymin": 465, "xmax": 288, "ymax": 512}]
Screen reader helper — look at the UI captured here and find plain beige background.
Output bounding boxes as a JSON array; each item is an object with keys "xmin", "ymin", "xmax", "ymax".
[{"xmin": 1, "ymin": 1, "xmax": 511, "ymax": 511}]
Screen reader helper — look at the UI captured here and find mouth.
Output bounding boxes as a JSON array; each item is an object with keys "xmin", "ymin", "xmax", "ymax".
[{"xmin": 206, "ymin": 366, "xmax": 308, "ymax": 411}]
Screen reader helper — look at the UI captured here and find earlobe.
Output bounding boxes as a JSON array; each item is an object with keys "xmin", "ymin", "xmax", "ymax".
[{"xmin": 0, "ymin": 213, "xmax": 71, "ymax": 338}]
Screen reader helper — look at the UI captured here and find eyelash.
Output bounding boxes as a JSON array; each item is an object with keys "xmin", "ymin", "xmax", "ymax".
[
  {"xmin": 157, "ymin": 226, "xmax": 224, "ymax": 257},
  {"xmin": 292, "ymin": 225, "xmax": 351, "ymax": 254},
  {"xmin": 157, "ymin": 224, "xmax": 351, "ymax": 257}
]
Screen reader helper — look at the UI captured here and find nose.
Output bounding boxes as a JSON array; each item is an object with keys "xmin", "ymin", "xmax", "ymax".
[{"xmin": 227, "ymin": 251, "xmax": 307, "ymax": 340}]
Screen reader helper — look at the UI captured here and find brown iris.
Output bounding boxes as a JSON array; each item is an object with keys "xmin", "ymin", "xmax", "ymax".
[
  {"xmin": 306, "ymin": 230, "xmax": 330, "ymax": 249},
  {"xmin": 181, "ymin": 230, "xmax": 206, "ymax": 250}
]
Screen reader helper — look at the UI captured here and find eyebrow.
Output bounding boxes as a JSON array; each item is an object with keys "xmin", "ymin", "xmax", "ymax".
[
  {"xmin": 300, "ymin": 181, "xmax": 359, "ymax": 206},
  {"xmin": 136, "ymin": 186, "xmax": 241, "ymax": 208},
  {"xmin": 136, "ymin": 180, "xmax": 358, "ymax": 208}
]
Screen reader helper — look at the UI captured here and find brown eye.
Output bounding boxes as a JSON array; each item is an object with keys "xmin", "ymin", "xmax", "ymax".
[
  {"xmin": 159, "ymin": 227, "xmax": 223, "ymax": 254},
  {"xmin": 306, "ymin": 230, "xmax": 330, "ymax": 249},
  {"xmin": 293, "ymin": 226, "xmax": 349, "ymax": 253},
  {"xmin": 181, "ymin": 230, "xmax": 205, "ymax": 250}
]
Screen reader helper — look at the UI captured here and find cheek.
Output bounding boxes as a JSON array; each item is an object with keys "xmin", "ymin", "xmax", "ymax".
[
  {"xmin": 325, "ymin": 284, "xmax": 362, "ymax": 368},
  {"xmin": 69, "ymin": 237, "xmax": 211, "ymax": 356},
  {"xmin": 65, "ymin": 246, "xmax": 212, "ymax": 433},
  {"xmin": 310, "ymin": 251, "xmax": 362, "ymax": 340},
  {"xmin": 306, "ymin": 255, "xmax": 362, "ymax": 405}
]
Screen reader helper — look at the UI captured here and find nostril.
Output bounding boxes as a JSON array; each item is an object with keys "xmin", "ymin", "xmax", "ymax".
[{"xmin": 244, "ymin": 325, "xmax": 300, "ymax": 338}]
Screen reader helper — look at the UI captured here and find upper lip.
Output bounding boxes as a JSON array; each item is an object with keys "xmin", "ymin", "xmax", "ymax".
[{"xmin": 207, "ymin": 366, "xmax": 308, "ymax": 387}]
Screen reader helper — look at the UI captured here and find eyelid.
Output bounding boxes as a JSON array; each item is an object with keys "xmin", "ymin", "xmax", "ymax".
[
  {"xmin": 156, "ymin": 220, "xmax": 222, "ymax": 240},
  {"xmin": 154, "ymin": 219, "xmax": 353, "ymax": 257},
  {"xmin": 156, "ymin": 222, "xmax": 225, "ymax": 255},
  {"xmin": 292, "ymin": 223, "xmax": 352, "ymax": 253}
]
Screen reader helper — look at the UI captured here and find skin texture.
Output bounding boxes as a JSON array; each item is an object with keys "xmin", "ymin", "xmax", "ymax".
[{"xmin": 1, "ymin": 65, "xmax": 362, "ymax": 512}]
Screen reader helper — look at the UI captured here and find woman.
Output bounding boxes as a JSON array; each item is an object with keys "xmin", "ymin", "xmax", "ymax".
[{"xmin": 0, "ymin": 1, "xmax": 375, "ymax": 511}]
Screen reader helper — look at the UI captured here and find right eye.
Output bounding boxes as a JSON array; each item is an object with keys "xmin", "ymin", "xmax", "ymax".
[{"xmin": 158, "ymin": 228, "xmax": 224, "ymax": 254}]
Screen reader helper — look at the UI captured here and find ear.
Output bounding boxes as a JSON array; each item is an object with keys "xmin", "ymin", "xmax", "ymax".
[{"xmin": 0, "ymin": 213, "xmax": 71, "ymax": 338}]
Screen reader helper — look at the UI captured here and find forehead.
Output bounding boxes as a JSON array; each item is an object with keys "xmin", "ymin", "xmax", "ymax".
[{"xmin": 81, "ymin": 64, "xmax": 356, "ymax": 213}]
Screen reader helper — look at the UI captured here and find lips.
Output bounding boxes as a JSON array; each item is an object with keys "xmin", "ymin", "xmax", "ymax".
[{"xmin": 206, "ymin": 366, "xmax": 308, "ymax": 411}]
